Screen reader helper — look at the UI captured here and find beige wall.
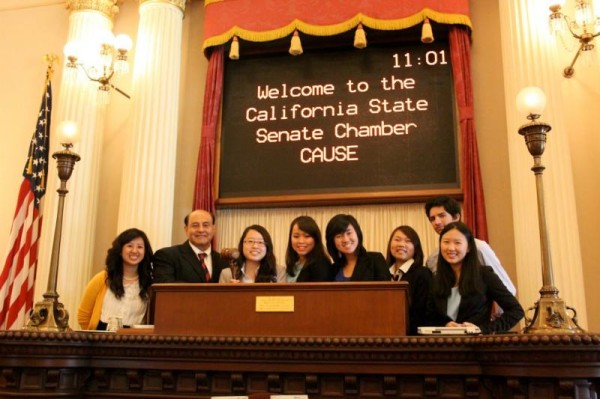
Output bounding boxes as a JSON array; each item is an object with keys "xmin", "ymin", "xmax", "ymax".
[
  {"xmin": 470, "ymin": 0, "xmax": 516, "ymax": 288},
  {"xmin": 0, "ymin": 0, "xmax": 598, "ymax": 331},
  {"xmin": 0, "ymin": 2, "xmax": 68, "ymax": 253},
  {"xmin": 562, "ymin": 67, "xmax": 600, "ymax": 331}
]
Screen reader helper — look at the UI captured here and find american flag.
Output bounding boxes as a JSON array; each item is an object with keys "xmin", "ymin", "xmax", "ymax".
[{"xmin": 0, "ymin": 78, "xmax": 52, "ymax": 330}]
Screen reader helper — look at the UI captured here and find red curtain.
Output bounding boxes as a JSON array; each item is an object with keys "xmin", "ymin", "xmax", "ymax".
[
  {"xmin": 449, "ymin": 26, "xmax": 488, "ymax": 241},
  {"xmin": 192, "ymin": 46, "xmax": 224, "ymax": 215},
  {"xmin": 202, "ymin": 0, "xmax": 471, "ymax": 51}
]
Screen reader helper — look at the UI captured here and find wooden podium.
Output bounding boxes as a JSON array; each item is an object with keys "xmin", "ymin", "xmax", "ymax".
[
  {"xmin": 149, "ymin": 282, "xmax": 409, "ymax": 336},
  {"xmin": 2, "ymin": 283, "xmax": 599, "ymax": 398}
]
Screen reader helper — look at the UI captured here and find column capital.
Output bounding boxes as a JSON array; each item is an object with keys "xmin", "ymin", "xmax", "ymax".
[
  {"xmin": 66, "ymin": 0, "xmax": 119, "ymax": 20},
  {"xmin": 139, "ymin": 0, "xmax": 186, "ymax": 13}
]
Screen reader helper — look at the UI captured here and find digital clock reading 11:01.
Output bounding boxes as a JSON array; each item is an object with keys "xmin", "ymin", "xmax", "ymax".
[{"xmin": 393, "ymin": 50, "xmax": 448, "ymax": 68}]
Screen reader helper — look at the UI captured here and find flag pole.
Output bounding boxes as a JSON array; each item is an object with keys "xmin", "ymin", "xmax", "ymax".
[
  {"xmin": 44, "ymin": 54, "xmax": 58, "ymax": 81},
  {"xmin": 0, "ymin": 54, "xmax": 60, "ymax": 330}
]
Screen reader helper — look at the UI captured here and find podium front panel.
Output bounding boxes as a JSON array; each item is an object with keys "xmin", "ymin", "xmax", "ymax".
[{"xmin": 150, "ymin": 282, "xmax": 408, "ymax": 336}]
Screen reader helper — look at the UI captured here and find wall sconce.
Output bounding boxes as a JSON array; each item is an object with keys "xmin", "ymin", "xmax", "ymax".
[
  {"xmin": 64, "ymin": 31, "xmax": 133, "ymax": 105},
  {"xmin": 515, "ymin": 87, "xmax": 584, "ymax": 334},
  {"xmin": 25, "ymin": 121, "xmax": 80, "ymax": 332},
  {"xmin": 548, "ymin": 0, "xmax": 600, "ymax": 77}
]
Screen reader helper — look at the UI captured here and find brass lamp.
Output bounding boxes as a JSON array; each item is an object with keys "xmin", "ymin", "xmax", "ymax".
[
  {"xmin": 548, "ymin": 0, "xmax": 600, "ymax": 77},
  {"xmin": 64, "ymin": 30, "xmax": 133, "ymax": 104},
  {"xmin": 25, "ymin": 121, "xmax": 81, "ymax": 332},
  {"xmin": 516, "ymin": 87, "xmax": 583, "ymax": 334}
]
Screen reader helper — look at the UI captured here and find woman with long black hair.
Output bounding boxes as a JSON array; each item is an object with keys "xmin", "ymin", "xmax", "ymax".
[
  {"xmin": 386, "ymin": 225, "xmax": 432, "ymax": 335},
  {"xmin": 219, "ymin": 224, "xmax": 285, "ymax": 283},
  {"xmin": 77, "ymin": 228, "xmax": 153, "ymax": 330},
  {"xmin": 284, "ymin": 216, "xmax": 331, "ymax": 282},
  {"xmin": 427, "ymin": 222, "xmax": 524, "ymax": 334}
]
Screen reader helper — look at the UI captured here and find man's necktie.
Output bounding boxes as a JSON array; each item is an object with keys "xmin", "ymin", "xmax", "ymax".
[{"xmin": 198, "ymin": 252, "xmax": 211, "ymax": 282}]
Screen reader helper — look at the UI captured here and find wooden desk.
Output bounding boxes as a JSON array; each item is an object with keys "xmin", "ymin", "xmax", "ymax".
[
  {"xmin": 150, "ymin": 282, "xmax": 409, "ymax": 337},
  {"xmin": 1, "ymin": 282, "xmax": 598, "ymax": 398},
  {"xmin": 0, "ymin": 331, "xmax": 599, "ymax": 398}
]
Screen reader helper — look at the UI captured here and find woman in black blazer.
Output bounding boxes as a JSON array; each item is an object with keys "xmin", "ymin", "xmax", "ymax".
[
  {"xmin": 427, "ymin": 222, "xmax": 524, "ymax": 334},
  {"xmin": 325, "ymin": 214, "xmax": 389, "ymax": 282},
  {"xmin": 284, "ymin": 216, "xmax": 331, "ymax": 282},
  {"xmin": 386, "ymin": 225, "xmax": 432, "ymax": 335}
]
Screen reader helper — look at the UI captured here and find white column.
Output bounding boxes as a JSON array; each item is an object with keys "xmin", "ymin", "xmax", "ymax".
[
  {"xmin": 498, "ymin": 0, "xmax": 588, "ymax": 328},
  {"xmin": 117, "ymin": 0, "xmax": 185, "ymax": 249},
  {"xmin": 35, "ymin": 0, "xmax": 117, "ymax": 327}
]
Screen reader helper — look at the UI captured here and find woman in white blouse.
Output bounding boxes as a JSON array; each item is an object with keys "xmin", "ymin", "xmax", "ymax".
[
  {"xmin": 77, "ymin": 228, "xmax": 154, "ymax": 330},
  {"xmin": 220, "ymin": 225, "xmax": 285, "ymax": 283}
]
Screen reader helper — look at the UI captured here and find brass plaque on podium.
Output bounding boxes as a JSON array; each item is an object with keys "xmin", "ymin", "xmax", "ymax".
[{"xmin": 256, "ymin": 296, "xmax": 295, "ymax": 312}]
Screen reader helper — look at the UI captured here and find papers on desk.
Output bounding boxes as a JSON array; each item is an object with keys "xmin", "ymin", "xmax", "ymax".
[
  {"xmin": 131, "ymin": 324, "xmax": 154, "ymax": 329},
  {"xmin": 210, "ymin": 396, "xmax": 308, "ymax": 399},
  {"xmin": 418, "ymin": 326, "xmax": 482, "ymax": 335}
]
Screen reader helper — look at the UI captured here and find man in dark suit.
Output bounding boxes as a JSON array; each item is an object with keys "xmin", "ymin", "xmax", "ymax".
[{"xmin": 153, "ymin": 209, "xmax": 228, "ymax": 283}]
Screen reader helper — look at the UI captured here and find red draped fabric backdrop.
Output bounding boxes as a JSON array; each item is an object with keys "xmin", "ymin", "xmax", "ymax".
[
  {"xmin": 195, "ymin": 0, "xmax": 488, "ymax": 241},
  {"xmin": 193, "ymin": 46, "xmax": 224, "ymax": 216},
  {"xmin": 449, "ymin": 26, "xmax": 489, "ymax": 241}
]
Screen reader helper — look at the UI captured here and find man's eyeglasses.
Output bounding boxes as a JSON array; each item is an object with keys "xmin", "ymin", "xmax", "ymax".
[{"xmin": 244, "ymin": 239, "xmax": 266, "ymax": 247}]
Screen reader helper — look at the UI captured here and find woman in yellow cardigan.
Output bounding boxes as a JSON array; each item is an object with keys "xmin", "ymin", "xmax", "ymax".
[{"xmin": 77, "ymin": 228, "xmax": 153, "ymax": 330}]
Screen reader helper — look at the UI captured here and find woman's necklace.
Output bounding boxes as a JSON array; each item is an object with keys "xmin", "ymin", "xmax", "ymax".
[{"xmin": 123, "ymin": 275, "xmax": 139, "ymax": 282}]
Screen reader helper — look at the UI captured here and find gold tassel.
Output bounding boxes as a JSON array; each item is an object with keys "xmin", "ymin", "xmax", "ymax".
[
  {"xmin": 354, "ymin": 23, "xmax": 367, "ymax": 49},
  {"xmin": 229, "ymin": 36, "xmax": 239, "ymax": 60},
  {"xmin": 421, "ymin": 18, "xmax": 434, "ymax": 43},
  {"xmin": 289, "ymin": 30, "xmax": 303, "ymax": 56}
]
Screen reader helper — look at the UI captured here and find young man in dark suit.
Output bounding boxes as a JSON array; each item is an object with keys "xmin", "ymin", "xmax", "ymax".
[{"xmin": 153, "ymin": 209, "xmax": 228, "ymax": 283}]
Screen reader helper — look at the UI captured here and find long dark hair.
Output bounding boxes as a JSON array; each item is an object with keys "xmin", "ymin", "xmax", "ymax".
[
  {"xmin": 325, "ymin": 214, "xmax": 367, "ymax": 266},
  {"xmin": 432, "ymin": 222, "xmax": 481, "ymax": 297},
  {"xmin": 285, "ymin": 216, "xmax": 330, "ymax": 277},
  {"xmin": 236, "ymin": 225, "xmax": 278, "ymax": 282},
  {"xmin": 105, "ymin": 228, "xmax": 153, "ymax": 300},
  {"xmin": 385, "ymin": 225, "xmax": 424, "ymax": 267}
]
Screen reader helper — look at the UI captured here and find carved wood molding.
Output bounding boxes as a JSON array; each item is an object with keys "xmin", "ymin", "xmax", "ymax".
[
  {"xmin": 1, "ymin": 331, "xmax": 599, "ymax": 398},
  {"xmin": 3, "ymin": 331, "xmax": 598, "ymax": 344},
  {"xmin": 1, "ymin": 332, "xmax": 599, "ymax": 366},
  {"xmin": 1, "ymin": 369, "xmax": 597, "ymax": 398}
]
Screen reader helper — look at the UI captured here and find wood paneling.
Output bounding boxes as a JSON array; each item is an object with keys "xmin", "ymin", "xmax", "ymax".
[
  {"xmin": 0, "ymin": 332, "xmax": 599, "ymax": 398},
  {"xmin": 151, "ymin": 282, "xmax": 409, "ymax": 337}
]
